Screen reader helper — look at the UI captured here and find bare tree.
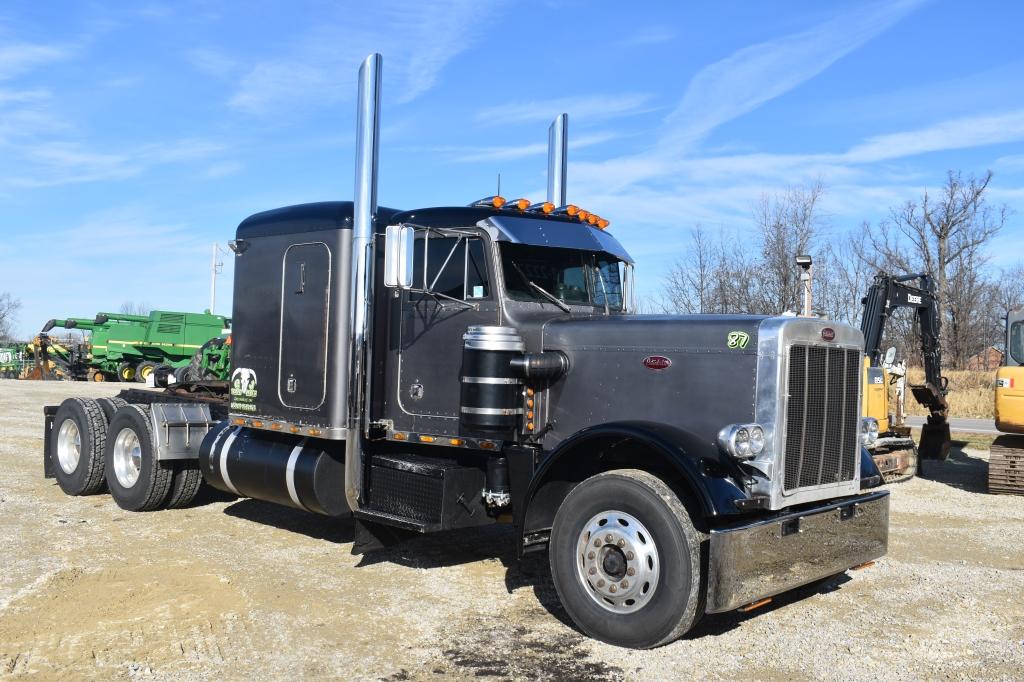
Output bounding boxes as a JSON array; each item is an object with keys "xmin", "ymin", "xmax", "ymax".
[
  {"xmin": 119, "ymin": 301, "xmax": 151, "ymax": 316},
  {"xmin": 0, "ymin": 292, "xmax": 21, "ymax": 343}
]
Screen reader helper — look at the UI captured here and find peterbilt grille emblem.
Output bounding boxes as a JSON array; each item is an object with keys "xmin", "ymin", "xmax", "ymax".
[
  {"xmin": 821, "ymin": 327, "xmax": 836, "ymax": 341},
  {"xmin": 642, "ymin": 356, "xmax": 672, "ymax": 370}
]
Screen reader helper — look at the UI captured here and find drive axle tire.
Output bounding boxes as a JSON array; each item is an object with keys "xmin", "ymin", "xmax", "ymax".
[
  {"xmin": 51, "ymin": 398, "xmax": 109, "ymax": 496},
  {"xmin": 165, "ymin": 462, "xmax": 203, "ymax": 509},
  {"xmin": 104, "ymin": 405, "xmax": 174, "ymax": 511},
  {"xmin": 96, "ymin": 397, "xmax": 129, "ymax": 425},
  {"xmin": 549, "ymin": 469, "xmax": 705, "ymax": 649}
]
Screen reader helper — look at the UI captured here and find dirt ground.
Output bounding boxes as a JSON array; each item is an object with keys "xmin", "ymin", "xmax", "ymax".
[{"xmin": 1, "ymin": 380, "xmax": 1022, "ymax": 681}]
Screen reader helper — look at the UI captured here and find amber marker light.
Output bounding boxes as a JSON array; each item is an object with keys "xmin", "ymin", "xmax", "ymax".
[
  {"xmin": 577, "ymin": 209, "xmax": 590, "ymax": 222},
  {"xmin": 289, "ymin": 426, "xmax": 300, "ymax": 433},
  {"xmin": 597, "ymin": 218, "xmax": 610, "ymax": 229},
  {"xmin": 269, "ymin": 423, "xmax": 282, "ymax": 431},
  {"xmin": 526, "ymin": 387, "xmax": 535, "ymax": 397},
  {"xmin": 252, "ymin": 420, "xmax": 264, "ymax": 428},
  {"xmin": 471, "ymin": 195, "xmax": 506, "ymax": 208},
  {"xmin": 481, "ymin": 441, "xmax": 496, "ymax": 450},
  {"xmin": 232, "ymin": 418, "xmax": 245, "ymax": 426},
  {"xmin": 587, "ymin": 214, "xmax": 600, "ymax": 225},
  {"xmin": 526, "ymin": 422, "xmax": 535, "ymax": 431},
  {"xmin": 528, "ymin": 201, "xmax": 555, "ymax": 214},
  {"xmin": 393, "ymin": 432, "xmax": 408, "ymax": 441},
  {"xmin": 449, "ymin": 438, "xmax": 464, "ymax": 446},
  {"xmin": 419, "ymin": 435, "xmax": 435, "ymax": 443},
  {"xmin": 307, "ymin": 428, "xmax": 322, "ymax": 436},
  {"xmin": 505, "ymin": 198, "xmax": 530, "ymax": 211}
]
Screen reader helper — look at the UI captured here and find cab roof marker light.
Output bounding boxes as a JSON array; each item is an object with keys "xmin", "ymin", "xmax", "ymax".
[
  {"xmin": 553, "ymin": 204, "xmax": 579, "ymax": 217},
  {"xmin": 576, "ymin": 209, "xmax": 590, "ymax": 222},
  {"xmin": 527, "ymin": 202, "xmax": 555, "ymax": 214},
  {"xmin": 502, "ymin": 198, "xmax": 530, "ymax": 212},
  {"xmin": 596, "ymin": 218, "xmax": 610, "ymax": 229},
  {"xmin": 471, "ymin": 195, "xmax": 506, "ymax": 208}
]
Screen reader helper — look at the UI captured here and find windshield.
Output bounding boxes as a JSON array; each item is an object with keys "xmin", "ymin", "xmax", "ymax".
[{"xmin": 500, "ymin": 243, "xmax": 624, "ymax": 310}]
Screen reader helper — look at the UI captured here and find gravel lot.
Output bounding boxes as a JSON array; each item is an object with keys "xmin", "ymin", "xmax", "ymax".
[{"xmin": 1, "ymin": 379, "xmax": 1023, "ymax": 680}]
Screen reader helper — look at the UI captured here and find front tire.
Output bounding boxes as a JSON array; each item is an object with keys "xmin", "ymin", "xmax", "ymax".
[
  {"xmin": 104, "ymin": 405, "xmax": 174, "ymax": 511},
  {"xmin": 51, "ymin": 398, "xmax": 109, "ymax": 496},
  {"xmin": 549, "ymin": 469, "xmax": 705, "ymax": 649}
]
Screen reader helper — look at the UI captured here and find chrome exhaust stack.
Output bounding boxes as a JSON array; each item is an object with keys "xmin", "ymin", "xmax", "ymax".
[
  {"xmin": 547, "ymin": 113, "xmax": 568, "ymax": 206},
  {"xmin": 345, "ymin": 52, "xmax": 383, "ymax": 511}
]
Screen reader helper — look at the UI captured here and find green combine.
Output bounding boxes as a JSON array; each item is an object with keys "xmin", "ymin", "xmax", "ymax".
[
  {"xmin": 0, "ymin": 344, "xmax": 27, "ymax": 378},
  {"xmin": 42, "ymin": 310, "xmax": 230, "ymax": 382}
]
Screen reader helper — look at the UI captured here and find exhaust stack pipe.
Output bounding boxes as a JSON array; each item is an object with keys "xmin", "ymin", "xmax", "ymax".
[
  {"xmin": 345, "ymin": 53, "xmax": 382, "ymax": 511},
  {"xmin": 547, "ymin": 113, "xmax": 568, "ymax": 206}
]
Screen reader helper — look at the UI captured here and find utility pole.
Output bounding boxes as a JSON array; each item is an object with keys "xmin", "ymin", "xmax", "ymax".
[
  {"xmin": 796, "ymin": 254, "xmax": 813, "ymax": 317},
  {"xmin": 210, "ymin": 243, "xmax": 225, "ymax": 314}
]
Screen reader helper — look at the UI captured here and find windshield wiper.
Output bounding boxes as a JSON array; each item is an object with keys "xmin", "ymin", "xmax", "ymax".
[{"xmin": 510, "ymin": 262, "xmax": 571, "ymax": 313}]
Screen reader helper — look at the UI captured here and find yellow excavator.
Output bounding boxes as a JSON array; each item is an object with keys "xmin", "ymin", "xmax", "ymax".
[
  {"xmin": 991, "ymin": 306, "xmax": 1024, "ymax": 495},
  {"xmin": 860, "ymin": 273, "xmax": 951, "ymax": 482}
]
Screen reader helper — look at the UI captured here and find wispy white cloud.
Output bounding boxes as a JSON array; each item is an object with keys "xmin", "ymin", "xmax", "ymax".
[
  {"xmin": 663, "ymin": 0, "xmax": 926, "ymax": 151},
  {"xmin": 202, "ymin": 160, "xmax": 243, "ymax": 179},
  {"xmin": 477, "ymin": 94, "xmax": 657, "ymax": 127},
  {"xmin": 186, "ymin": 47, "xmax": 237, "ymax": 78},
  {"xmin": 616, "ymin": 27, "xmax": 675, "ymax": 48},
  {"xmin": 403, "ymin": 132, "xmax": 620, "ymax": 163},
  {"xmin": 228, "ymin": 0, "xmax": 498, "ymax": 115},
  {"xmin": 0, "ymin": 42, "xmax": 72, "ymax": 80}
]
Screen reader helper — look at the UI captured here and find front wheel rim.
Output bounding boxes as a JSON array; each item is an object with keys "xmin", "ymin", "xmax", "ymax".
[
  {"xmin": 112, "ymin": 427, "xmax": 142, "ymax": 488},
  {"xmin": 575, "ymin": 510, "xmax": 661, "ymax": 614},
  {"xmin": 56, "ymin": 419, "xmax": 82, "ymax": 474}
]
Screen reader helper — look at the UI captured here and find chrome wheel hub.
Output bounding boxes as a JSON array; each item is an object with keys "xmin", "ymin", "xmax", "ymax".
[
  {"xmin": 576, "ymin": 510, "xmax": 660, "ymax": 614},
  {"xmin": 56, "ymin": 419, "xmax": 81, "ymax": 474},
  {"xmin": 112, "ymin": 428, "xmax": 142, "ymax": 488}
]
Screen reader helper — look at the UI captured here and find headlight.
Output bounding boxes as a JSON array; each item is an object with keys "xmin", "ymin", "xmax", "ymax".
[
  {"xmin": 861, "ymin": 417, "xmax": 879, "ymax": 446},
  {"xmin": 718, "ymin": 423, "xmax": 765, "ymax": 460}
]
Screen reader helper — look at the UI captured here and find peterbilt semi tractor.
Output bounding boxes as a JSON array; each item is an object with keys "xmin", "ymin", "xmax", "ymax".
[{"xmin": 43, "ymin": 54, "xmax": 888, "ymax": 649}]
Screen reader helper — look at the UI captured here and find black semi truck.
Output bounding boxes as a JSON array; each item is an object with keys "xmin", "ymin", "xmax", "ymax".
[{"xmin": 43, "ymin": 54, "xmax": 888, "ymax": 649}]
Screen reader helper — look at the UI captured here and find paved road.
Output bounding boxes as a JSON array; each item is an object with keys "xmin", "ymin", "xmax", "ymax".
[{"xmin": 905, "ymin": 415, "xmax": 1000, "ymax": 435}]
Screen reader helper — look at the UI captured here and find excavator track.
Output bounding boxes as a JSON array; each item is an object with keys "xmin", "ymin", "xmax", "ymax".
[
  {"xmin": 871, "ymin": 439, "xmax": 919, "ymax": 483},
  {"xmin": 989, "ymin": 435, "xmax": 1024, "ymax": 495}
]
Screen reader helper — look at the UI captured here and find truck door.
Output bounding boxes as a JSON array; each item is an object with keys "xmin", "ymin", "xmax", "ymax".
[
  {"xmin": 397, "ymin": 232, "xmax": 498, "ymax": 425},
  {"xmin": 279, "ymin": 242, "xmax": 331, "ymax": 410}
]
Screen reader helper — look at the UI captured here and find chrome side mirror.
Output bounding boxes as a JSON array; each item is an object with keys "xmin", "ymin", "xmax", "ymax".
[{"xmin": 383, "ymin": 224, "xmax": 414, "ymax": 288}]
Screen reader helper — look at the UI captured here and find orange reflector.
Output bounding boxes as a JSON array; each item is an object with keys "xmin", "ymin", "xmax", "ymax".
[
  {"xmin": 307, "ymin": 428, "xmax": 322, "ymax": 436},
  {"xmin": 252, "ymin": 420, "xmax": 263, "ymax": 428},
  {"xmin": 269, "ymin": 423, "xmax": 282, "ymax": 430},
  {"xmin": 449, "ymin": 438, "xmax": 464, "ymax": 446},
  {"xmin": 526, "ymin": 388, "xmax": 535, "ymax": 397},
  {"xmin": 526, "ymin": 422, "xmax": 535, "ymax": 431},
  {"xmin": 597, "ymin": 218, "xmax": 610, "ymax": 229},
  {"xmin": 851, "ymin": 560, "xmax": 876, "ymax": 571},
  {"xmin": 481, "ymin": 441, "xmax": 496, "ymax": 450},
  {"xmin": 739, "ymin": 597, "xmax": 772, "ymax": 612},
  {"xmin": 419, "ymin": 435, "xmax": 435, "ymax": 443},
  {"xmin": 526, "ymin": 399, "xmax": 534, "ymax": 408},
  {"xmin": 289, "ymin": 426, "xmax": 300, "ymax": 433},
  {"xmin": 232, "ymin": 418, "xmax": 245, "ymax": 425},
  {"xmin": 393, "ymin": 432, "xmax": 408, "ymax": 441},
  {"xmin": 526, "ymin": 411, "xmax": 534, "ymax": 420}
]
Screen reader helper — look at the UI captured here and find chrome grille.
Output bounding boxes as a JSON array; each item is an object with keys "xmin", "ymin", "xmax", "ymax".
[{"xmin": 783, "ymin": 344, "xmax": 860, "ymax": 491}]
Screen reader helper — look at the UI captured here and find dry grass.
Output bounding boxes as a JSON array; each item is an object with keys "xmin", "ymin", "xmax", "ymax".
[{"xmin": 904, "ymin": 368, "xmax": 995, "ymax": 419}]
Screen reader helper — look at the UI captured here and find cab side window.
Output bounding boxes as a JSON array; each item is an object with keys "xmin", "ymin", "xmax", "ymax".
[
  {"xmin": 411, "ymin": 235, "xmax": 490, "ymax": 300},
  {"xmin": 1011, "ymin": 321, "xmax": 1024, "ymax": 365}
]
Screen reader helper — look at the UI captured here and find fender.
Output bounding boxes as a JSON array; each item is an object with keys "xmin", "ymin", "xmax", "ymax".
[{"xmin": 515, "ymin": 421, "xmax": 749, "ymax": 555}]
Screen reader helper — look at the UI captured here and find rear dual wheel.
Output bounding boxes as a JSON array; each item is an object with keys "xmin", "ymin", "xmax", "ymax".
[
  {"xmin": 51, "ymin": 398, "xmax": 109, "ymax": 496},
  {"xmin": 549, "ymin": 469, "xmax": 705, "ymax": 649},
  {"xmin": 104, "ymin": 404, "xmax": 202, "ymax": 511}
]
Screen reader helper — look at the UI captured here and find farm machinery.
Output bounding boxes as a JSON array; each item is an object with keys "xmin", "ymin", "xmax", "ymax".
[
  {"xmin": 41, "ymin": 310, "xmax": 230, "ymax": 382},
  {"xmin": 0, "ymin": 344, "xmax": 29, "ymax": 378}
]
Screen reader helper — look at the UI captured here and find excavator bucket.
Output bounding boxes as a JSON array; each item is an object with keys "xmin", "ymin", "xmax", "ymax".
[{"xmin": 919, "ymin": 418, "xmax": 951, "ymax": 461}]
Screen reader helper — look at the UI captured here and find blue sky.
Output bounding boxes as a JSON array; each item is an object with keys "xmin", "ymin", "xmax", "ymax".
[{"xmin": 1, "ymin": 0, "xmax": 1022, "ymax": 338}]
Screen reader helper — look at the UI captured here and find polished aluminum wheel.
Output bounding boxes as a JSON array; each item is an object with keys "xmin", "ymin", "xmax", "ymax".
[
  {"xmin": 576, "ymin": 510, "xmax": 660, "ymax": 614},
  {"xmin": 56, "ymin": 419, "xmax": 81, "ymax": 474},
  {"xmin": 112, "ymin": 427, "xmax": 142, "ymax": 488}
]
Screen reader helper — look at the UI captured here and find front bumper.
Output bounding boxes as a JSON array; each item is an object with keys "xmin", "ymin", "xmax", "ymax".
[{"xmin": 705, "ymin": 490, "xmax": 889, "ymax": 613}]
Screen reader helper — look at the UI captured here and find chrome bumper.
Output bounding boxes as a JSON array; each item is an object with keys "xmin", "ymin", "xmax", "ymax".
[{"xmin": 706, "ymin": 490, "xmax": 889, "ymax": 613}]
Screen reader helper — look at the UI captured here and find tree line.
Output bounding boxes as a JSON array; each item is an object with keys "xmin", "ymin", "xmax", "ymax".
[{"xmin": 658, "ymin": 170, "xmax": 1022, "ymax": 370}]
